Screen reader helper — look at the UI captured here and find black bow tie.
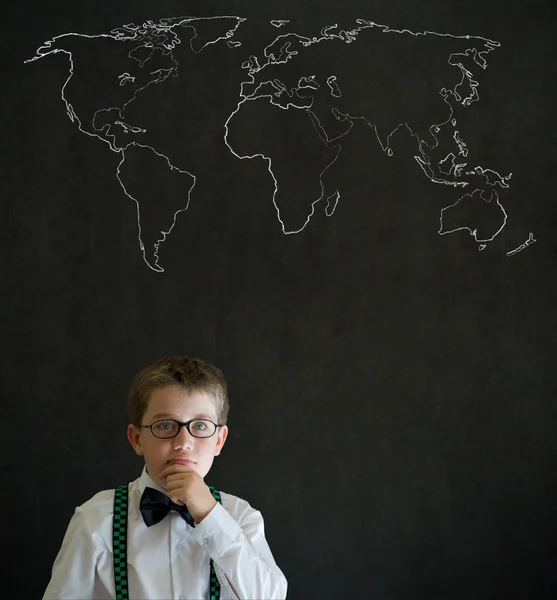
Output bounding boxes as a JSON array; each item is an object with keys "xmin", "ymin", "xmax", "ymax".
[{"xmin": 139, "ymin": 486, "xmax": 196, "ymax": 528}]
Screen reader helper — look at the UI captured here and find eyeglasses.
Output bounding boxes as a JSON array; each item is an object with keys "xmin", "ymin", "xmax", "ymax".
[{"xmin": 139, "ymin": 418, "xmax": 222, "ymax": 439}]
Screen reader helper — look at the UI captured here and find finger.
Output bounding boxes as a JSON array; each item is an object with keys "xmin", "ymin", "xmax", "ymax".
[
  {"xmin": 160, "ymin": 463, "xmax": 195, "ymax": 478},
  {"xmin": 165, "ymin": 473, "xmax": 185, "ymax": 483},
  {"xmin": 165, "ymin": 474, "xmax": 195, "ymax": 488}
]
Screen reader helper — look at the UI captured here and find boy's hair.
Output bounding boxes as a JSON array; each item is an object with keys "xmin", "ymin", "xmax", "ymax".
[{"xmin": 127, "ymin": 356, "xmax": 229, "ymax": 427}]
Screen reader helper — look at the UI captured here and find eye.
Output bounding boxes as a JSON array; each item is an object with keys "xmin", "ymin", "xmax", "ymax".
[
  {"xmin": 191, "ymin": 420, "xmax": 208, "ymax": 431},
  {"xmin": 154, "ymin": 420, "xmax": 176, "ymax": 431}
]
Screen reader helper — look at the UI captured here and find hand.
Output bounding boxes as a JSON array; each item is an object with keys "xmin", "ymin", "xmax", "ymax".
[{"xmin": 160, "ymin": 463, "xmax": 217, "ymax": 524}]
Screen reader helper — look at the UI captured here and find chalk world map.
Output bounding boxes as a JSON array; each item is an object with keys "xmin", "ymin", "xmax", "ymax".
[{"xmin": 26, "ymin": 16, "xmax": 534, "ymax": 272}]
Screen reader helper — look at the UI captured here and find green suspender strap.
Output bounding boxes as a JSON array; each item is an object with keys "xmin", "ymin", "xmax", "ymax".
[
  {"xmin": 112, "ymin": 483, "xmax": 223, "ymax": 600},
  {"xmin": 207, "ymin": 485, "xmax": 223, "ymax": 600},
  {"xmin": 113, "ymin": 484, "xmax": 130, "ymax": 600}
]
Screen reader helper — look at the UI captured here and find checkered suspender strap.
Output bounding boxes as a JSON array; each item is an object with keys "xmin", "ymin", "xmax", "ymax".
[
  {"xmin": 206, "ymin": 485, "xmax": 223, "ymax": 600},
  {"xmin": 112, "ymin": 484, "xmax": 223, "ymax": 600},
  {"xmin": 113, "ymin": 484, "xmax": 129, "ymax": 600}
]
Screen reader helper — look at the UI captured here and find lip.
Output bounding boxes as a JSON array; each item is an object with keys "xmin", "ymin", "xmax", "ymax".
[{"xmin": 168, "ymin": 458, "xmax": 197, "ymax": 467}]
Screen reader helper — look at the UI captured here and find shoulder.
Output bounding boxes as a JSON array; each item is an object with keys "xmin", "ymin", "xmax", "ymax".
[
  {"xmin": 77, "ymin": 488, "xmax": 117, "ymax": 516},
  {"xmin": 71, "ymin": 480, "xmax": 137, "ymax": 538},
  {"xmin": 70, "ymin": 489, "xmax": 116, "ymax": 537},
  {"xmin": 53, "ymin": 486, "xmax": 121, "ymax": 556}
]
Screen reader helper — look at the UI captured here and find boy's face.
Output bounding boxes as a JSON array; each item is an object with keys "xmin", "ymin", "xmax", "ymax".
[{"xmin": 127, "ymin": 384, "xmax": 228, "ymax": 489}]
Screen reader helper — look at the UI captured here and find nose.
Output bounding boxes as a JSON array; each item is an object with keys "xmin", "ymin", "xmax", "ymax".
[{"xmin": 173, "ymin": 424, "xmax": 195, "ymax": 450}]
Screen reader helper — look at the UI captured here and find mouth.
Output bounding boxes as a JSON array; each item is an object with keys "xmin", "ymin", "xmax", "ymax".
[{"xmin": 168, "ymin": 457, "xmax": 197, "ymax": 467}]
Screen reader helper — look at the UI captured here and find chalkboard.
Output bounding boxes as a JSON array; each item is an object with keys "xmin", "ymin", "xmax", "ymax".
[{"xmin": 2, "ymin": 0, "xmax": 557, "ymax": 598}]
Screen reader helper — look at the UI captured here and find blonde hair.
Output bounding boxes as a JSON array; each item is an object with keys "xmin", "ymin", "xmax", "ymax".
[{"xmin": 127, "ymin": 356, "xmax": 229, "ymax": 426}]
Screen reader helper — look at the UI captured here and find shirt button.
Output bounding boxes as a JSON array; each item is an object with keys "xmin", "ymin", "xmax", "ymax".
[
  {"xmin": 179, "ymin": 595, "xmax": 186, "ymax": 600},
  {"xmin": 203, "ymin": 537, "xmax": 210, "ymax": 545}
]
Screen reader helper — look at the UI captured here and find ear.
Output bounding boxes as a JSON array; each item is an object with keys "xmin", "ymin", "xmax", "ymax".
[
  {"xmin": 214, "ymin": 425, "xmax": 228, "ymax": 456},
  {"xmin": 127, "ymin": 424, "xmax": 144, "ymax": 456}
]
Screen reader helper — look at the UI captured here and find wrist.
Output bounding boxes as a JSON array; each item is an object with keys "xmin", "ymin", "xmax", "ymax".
[{"xmin": 192, "ymin": 497, "xmax": 217, "ymax": 524}]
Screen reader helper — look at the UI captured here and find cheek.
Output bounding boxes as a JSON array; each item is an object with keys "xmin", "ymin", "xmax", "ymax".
[
  {"xmin": 208, "ymin": 440, "xmax": 221, "ymax": 457},
  {"xmin": 143, "ymin": 439, "xmax": 168, "ymax": 462}
]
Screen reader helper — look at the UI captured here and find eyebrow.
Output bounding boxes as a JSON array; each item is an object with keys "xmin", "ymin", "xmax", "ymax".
[{"xmin": 151, "ymin": 412, "xmax": 216, "ymax": 421}]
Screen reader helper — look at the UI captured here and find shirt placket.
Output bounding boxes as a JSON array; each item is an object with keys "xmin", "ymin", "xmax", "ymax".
[{"xmin": 168, "ymin": 513, "xmax": 181, "ymax": 600}]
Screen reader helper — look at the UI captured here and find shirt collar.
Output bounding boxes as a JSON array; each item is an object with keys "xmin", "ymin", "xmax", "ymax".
[{"xmin": 138, "ymin": 465, "xmax": 169, "ymax": 496}]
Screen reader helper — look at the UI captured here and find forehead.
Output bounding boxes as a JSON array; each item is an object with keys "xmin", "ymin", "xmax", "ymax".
[{"xmin": 145, "ymin": 385, "xmax": 218, "ymax": 419}]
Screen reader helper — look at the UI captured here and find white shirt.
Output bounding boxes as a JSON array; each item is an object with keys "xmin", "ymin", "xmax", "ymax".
[{"xmin": 43, "ymin": 468, "xmax": 287, "ymax": 600}]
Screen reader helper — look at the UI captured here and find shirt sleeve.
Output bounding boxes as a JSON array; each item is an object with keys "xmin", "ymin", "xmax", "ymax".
[
  {"xmin": 189, "ymin": 501, "xmax": 288, "ymax": 600},
  {"xmin": 42, "ymin": 507, "xmax": 107, "ymax": 600}
]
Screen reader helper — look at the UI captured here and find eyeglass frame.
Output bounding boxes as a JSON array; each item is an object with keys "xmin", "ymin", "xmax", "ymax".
[{"xmin": 139, "ymin": 418, "xmax": 223, "ymax": 439}]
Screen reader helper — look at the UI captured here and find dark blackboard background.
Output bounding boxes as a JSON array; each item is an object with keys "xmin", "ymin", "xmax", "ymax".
[{"xmin": 2, "ymin": 0, "xmax": 557, "ymax": 598}]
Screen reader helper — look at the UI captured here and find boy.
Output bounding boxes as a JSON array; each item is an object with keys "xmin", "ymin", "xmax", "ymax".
[{"xmin": 43, "ymin": 356, "xmax": 288, "ymax": 599}]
